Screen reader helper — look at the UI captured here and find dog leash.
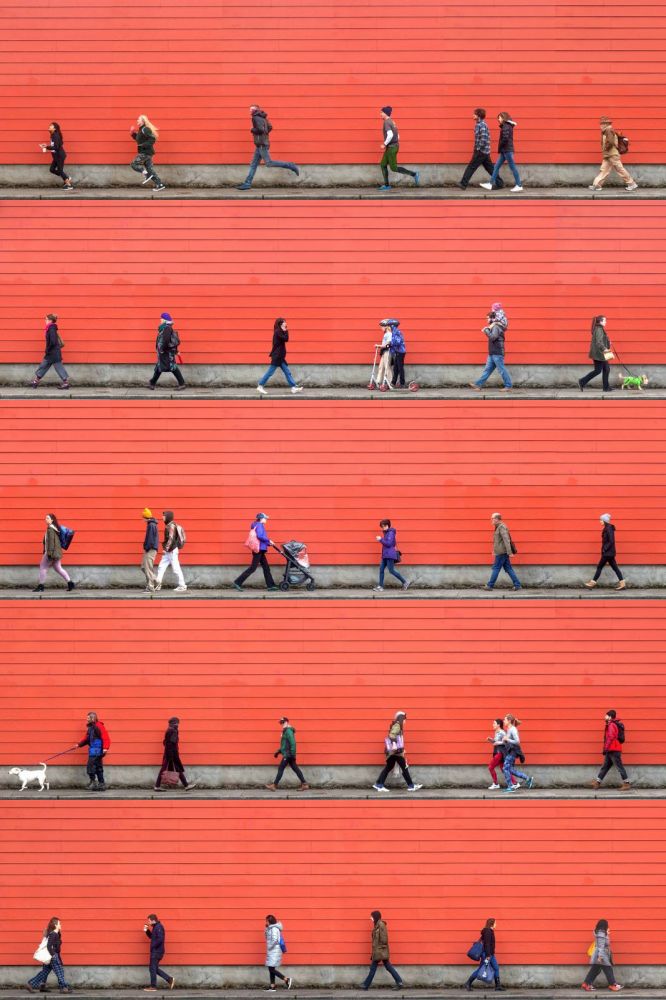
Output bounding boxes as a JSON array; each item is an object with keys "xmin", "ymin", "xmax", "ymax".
[
  {"xmin": 43, "ymin": 747, "xmax": 78, "ymax": 763},
  {"xmin": 611, "ymin": 345, "xmax": 637, "ymax": 378}
]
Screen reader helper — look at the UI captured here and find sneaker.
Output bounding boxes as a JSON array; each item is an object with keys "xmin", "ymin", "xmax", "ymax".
[
  {"xmin": 175, "ymin": 585, "xmax": 188, "ymax": 593},
  {"xmin": 499, "ymin": 386, "xmax": 512, "ymax": 392},
  {"xmin": 488, "ymin": 783, "xmax": 501, "ymax": 790},
  {"xmin": 379, "ymin": 185, "xmax": 391, "ymax": 191},
  {"xmin": 67, "ymin": 580, "xmax": 76, "ymax": 592},
  {"xmin": 372, "ymin": 784, "xmax": 388, "ymax": 792},
  {"xmin": 291, "ymin": 386, "xmax": 303, "ymax": 393},
  {"xmin": 264, "ymin": 989, "xmax": 277, "ymax": 993},
  {"xmin": 232, "ymin": 582, "xmax": 243, "ymax": 592},
  {"xmin": 620, "ymin": 782, "xmax": 632, "ymax": 792},
  {"xmin": 298, "ymin": 783, "xmax": 310, "ymax": 791},
  {"xmin": 265, "ymin": 783, "xmax": 277, "ymax": 791},
  {"xmin": 147, "ymin": 383, "xmax": 156, "ymax": 390},
  {"xmin": 608, "ymin": 986, "xmax": 624, "ymax": 992},
  {"xmin": 511, "ymin": 185, "xmax": 523, "ymax": 192},
  {"xmin": 153, "ymin": 184, "xmax": 166, "ymax": 192},
  {"xmin": 480, "ymin": 182, "xmax": 493, "ymax": 190},
  {"xmin": 64, "ymin": 184, "xmax": 75, "ymax": 192},
  {"xmin": 153, "ymin": 786, "xmax": 164, "ymax": 791},
  {"xmin": 588, "ymin": 779, "xmax": 602, "ymax": 790},
  {"xmin": 483, "ymin": 585, "xmax": 494, "ymax": 591},
  {"xmin": 407, "ymin": 784, "xmax": 423, "ymax": 791},
  {"xmin": 237, "ymin": 183, "xmax": 252, "ymax": 191},
  {"xmin": 402, "ymin": 580, "xmax": 411, "ymax": 591},
  {"xmin": 588, "ymin": 185, "xmax": 602, "ymax": 191},
  {"xmin": 154, "ymin": 582, "xmax": 162, "ymax": 592},
  {"xmin": 142, "ymin": 174, "xmax": 155, "ymax": 185},
  {"xmin": 285, "ymin": 978, "xmax": 293, "ymax": 990},
  {"xmin": 183, "ymin": 781, "xmax": 198, "ymax": 790},
  {"xmin": 373, "ymin": 586, "xmax": 384, "ymax": 592},
  {"xmin": 414, "ymin": 171, "xmax": 421, "ymax": 187},
  {"xmin": 97, "ymin": 783, "xmax": 107, "ymax": 792},
  {"xmin": 257, "ymin": 385, "xmax": 268, "ymax": 395},
  {"xmin": 174, "ymin": 384, "xmax": 187, "ymax": 391},
  {"xmin": 143, "ymin": 990, "xmax": 158, "ymax": 993},
  {"xmin": 267, "ymin": 585, "xmax": 279, "ymax": 591},
  {"xmin": 503, "ymin": 784, "xmax": 518, "ymax": 793},
  {"xmin": 625, "ymin": 182, "xmax": 638, "ymax": 192},
  {"xmin": 58, "ymin": 382, "xmax": 70, "ymax": 391},
  {"xmin": 526, "ymin": 776, "xmax": 535, "ymax": 789}
]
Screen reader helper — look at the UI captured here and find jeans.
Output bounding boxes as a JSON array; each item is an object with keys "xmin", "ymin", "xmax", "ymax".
[
  {"xmin": 258, "ymin": 361, "xmax": 297, "ymax": 388},
  {"xmin": 149, "ymin": 954, "xmax": 172, "ymax": 988},
  {"xmin": 503, "ymin": 751, "xmax": 528, "ymax": 785},
  {"xmin": 598, "ymin": 750, "xmax": 628, "ymax": 783},
  {"xmin": 487, "ymin": 554, "xmax": 521, "ymax": 589},
  {"xmin": 131, "ymin": 153, "xmax": 162, "ymax": 186},
  {"xmin": 156, "ymin": 549, "xmax": 186, "ymax": 588},
  {"xmin": 580, "ymin": 359, "xmax": 611, "ymax": 391},
  {"xmin": 275, "ymin": 756, "xmax": 306, "ymax": 786},
  {"xmin": 35, "ymin": 358, "xmax": 69, "ymax": 382},
  {"xmin": 392, "ymin": 352, "xmax": 406, "ymax": 387},
  {"xmin": 235, "ymin": 551, "xmax": 276, "ymax": 589},
  {"xmin": 376, "ymin": 753, "xmax": 414, "ymax": 789},
  {"xmin": 362, "ymin": 959, "xmax": 402, "ymax": 988},
  {"xmin": 584, "ymin": 964, "xmax": 616, "ymax": 987},
  {"xmin": 141, "ymin": 548, "xmax": 158, "ymax": 589},
  {"xmin": 468, "ymin": 954, "xmax": 500, "ymax": 985},
  {"xmin": 86, "ymin": 754, "xmax": 105, "ymax": 784},
  {"xmin": 380, "ymin": 145, "xmax": 417, "ymax": 185},
  {"xmin": 28, "ymin": 955, "xmax": 69, "ymax": 990},
  {"xmin": 490, "ymin": 151, "xmax": 522, "ymax": 187},
  {"xmin": 150, "ymin": 363, "xmax": 185, "ymax": 386},
  {"xmin": 244, "ymin": 145, "xmax": 298, "ymax": 185},
  {"xmin": 39, "ymin": 554, "xmax": 71, "ymax": 585},
  {"xmin": 268, "ymin": 968, "xmax": 287, "ymax": 986},
  {"xmin": 379, "ymin": 558, "xmax": 406, "ymax": 588},
  {"xmin": 593, "ymin": 556, "xmax": 623, "ymax": 582},
  {"xmin": 475, "ymin": 354, "xmax": 512, "ymax": 388},
  {"xmin": 460, "ymin": 151, "xmax": 504, "ymax": 189}
]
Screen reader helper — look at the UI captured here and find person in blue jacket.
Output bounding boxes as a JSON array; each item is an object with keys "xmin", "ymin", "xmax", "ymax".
[
  {"xmin": 233, "ymin": 513, "xmax": 278, "ymax": 592},
  {"xmin": 143, "ymin": 914, "xmax": 175, "ymax": 991},
  {"xmin": 374, "ymin": 519, "xmax": 410, "ymax": 592},
  {"xmin": 76, "ymin": 711, "xmax": 106, "ymax": 792},
  {"xmin": 389, "ymin": 323, "xmax": 408, "ymax": 389}
]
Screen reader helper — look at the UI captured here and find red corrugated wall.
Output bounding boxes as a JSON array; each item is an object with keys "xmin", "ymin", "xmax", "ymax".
[
  {"xmin": 2, "ymin": 201, "xmax": 664, "ymax": 365},
  {"xmin": 2, "ymin": 0, "xmax": 664, "ymax": 164},
  {"xmin": 1, "ymin": 801, "xmax": 663, "ymax": 965},
  {"xmin": 2, "ymin": 400, "xmax": 664, "ymax": 566},
  {"xmin": 2, "ymin": 600, "xmax": 664, "ymax": 766}
]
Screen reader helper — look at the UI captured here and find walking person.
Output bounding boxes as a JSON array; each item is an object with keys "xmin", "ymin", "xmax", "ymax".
[
  {"xmin": 502, "ymin": 715, "xmax": 534, "ymax": 793},
  {"xmin": 143, "ymin": 914, "xmax": 175, "ymax": 991},
  {"xmin": 378, "ymin": 107, "xmax": 420, "ymax": 191},
  {"xmin": 31, "ymin": 314, "xmax": 70, "ymax": 390},
  {"xmin": 130, "ymin": 115, "xmax": 165, "ymax": 192},
  {"xmin": 468, "ymin": 310, "xmax": 513, "ymax": 391},
  {"xmin": 487, "ymin": 718, "xmax": 516, "ymax": 791},
  {"xmin": 26, "ymin": 917, "xmax": 72, "ymax": 994},
  {"xmin": 33, "ymin": 513, "xmax": 76, "ymax": 593},
  {"xmin": 237, "ymin": 106, "xmax": 300, "ymax": 191},
  {"xmin": 266, "ymin": 717, "xmax": 309, "ymax": 791},
  {"xmin": 458, "ymin": 109, "xmax": 504, "ymax": 190},
  {"xmin": 589, "ymin": 710, "xmax": 631, "ymax": 791},
  {"xmin": 389, "ymin": 321, "xmax": 408, "ymax": 389},
  {"xmin": 154, "ymin": 716, "xmax": 197, "ymax": 791},
  {"xmin": 578, "ymin": 316, "xmax": 614, "ymax": 393},
  {"xmin": 484, "ymin": 513, "xmax": 522, "ymax": 591},
  {"xmin": 155, "ymin": 510, "xmax": 187, "ymax": 593},
  {"xmin": 374, "ymin": 519, "xmax": 410, "ymax": 592},
  {"xmin": 39, "ymin": 123, "xmax": 74, "ymax": 191},
  {"xmin": 464, "ymin": 918, "xmax": 504, "ymax": 992},
  {"xmin": 264, "ymin": 915, "xmax": 291, "ymax": 992},
  {"xmin": 481, "ymin": 113, "xmax": 523, "ymax": 192},
  {"xmin": 141, "ymin": 507, "xmax": 159, "ymax": 593},
  {"xmin": 372, "ymin": 711, "xmax": 423, "ymax": 792},
  {"xmin": 148, "ymin": 313, "xmax": 186, "ymax": 390},
  {"xmin": 360, "ymin": 911, "xmax": 405, "ymax": 991},
  {"xmin": 589, "ymin": 116, "xmax": 637, "ymax": 192},
  {"xmin": 585, "ymin": 514, "xmax": 626, "ymax": 591},
  {"xmin": 76, "ymin": 710, "xmax": 108, "ymax": 791},
  {"xmin": 233, "ymin": 513, "xmax": 278, "ymax": 592},
  {"xmin": 257, "ymin": 318, "xmax": 303, "ymax": 395},
  {"xmin": 581, "ymin": 919, "xmax": 624, "ymax": 991}
]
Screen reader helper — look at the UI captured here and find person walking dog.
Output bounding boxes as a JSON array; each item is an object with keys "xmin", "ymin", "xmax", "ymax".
[
  {"xmin": 480, "ymin": 113, "xmax": 523, "ymax": 192},
  {"xmin": 469, "ymin": 309, "xmax": 513, "ymax": 391},
  {"xmin": 378, "ymin": 107, "xmax": 420, "ymax": 191},
  {"xmin": 233, "ymin": 513, "xmax": 278, "ymax": 591},
  {"xmin": 31, "ymin": 314, "xmax": 70, "ymax": 390},
  {"xmin": 130, "ymin": 115, "xmax": 165, "ymax": 191},
  {"xmin": 485, "ymin": 513, "xmax": 522, "ymax": 591},
  {"xmin": 141, "ymin": 508, "xmax": 159, "ymax": 592},
  {"xmin": 27, "ymin": 917, "xmax": 72, "ymax": 994},
  {"xmin": 372, "ymin": 711, "xmax": 423, "ymax": 792},
  {"xmin": 578, "ymin": 316, "xmax": 614, "ymax": 393},
  {"xmin": 39, "ymin": 122, "xmax": 74, "ymax": 191},
  {"xmin": 155, "ymin": 510, "xmax": 187, "ymax": 593},
  {"xmin": 148, "ymin": 313, "xmax": 186, "ymax": 390},
  {"xmin": 589, "ymin": 116, "xmax": 637, "ymax": 192},
  {"xmin": 143, "ymin": 914, "xmax": 175, "ymax": 991},
  {"xmin": 237, "ymin": 106, "xmax": 300, "ymax": 190},
  {"xmin": 584, "ymin": 514, "xmax": 626, "ymax": 591},
  {"xmin": 33, "ymin": 513, "xmax": 76, "ymax": 593},
  {"xmin": 76, "ymin": 710, "xmax": 108, "ymax": 791},
  {"xmin": 266, "ymin": 717, "xmax": 309, "ymax": 791},
  {"xmin": 589, "ymin": 710, "xmax": 631, "ymax": 792},
  {"xmin": 459, "ymin": 109, "xmax": 504, "ymax": 190},
  {"xmin": 374, "ymin": 519, "xmax": 410, "ymax": 592},
  {"xmin": 154, "ymin": 716, "xmax": 197, "ymax": 791},
  {"xmin": 264, "ymin": 915, "xmax": 291, "ymax": 991},
  {"xmin": 465, "ymin": 918, "xmax": 504, "ymax": 991},
  {"xmin": 361, "ymin": 911, "xmax": 405, "ymax": 990},
  {"xmin": 257, "ymin": 318, "xmax": 303, "ymax": 395},
  {"xmin": 581, "ymin": 919, "xmax": 624, "ymax": 991}
]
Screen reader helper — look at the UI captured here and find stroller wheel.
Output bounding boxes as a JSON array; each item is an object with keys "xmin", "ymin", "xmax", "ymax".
[
  {"xmin": 279, "ymin": 581, "xmax": 290, "ymax": 592},
  {"xmin": 408, "ymin": 381, "xmax": 420, "ymax": 392},
  {"xmin": 306, "ymin": 580, "xmax": 316, "ymax": 592}
]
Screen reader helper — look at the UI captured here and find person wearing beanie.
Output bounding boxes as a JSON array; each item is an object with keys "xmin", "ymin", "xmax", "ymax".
[
  {"xmin": 237, "ymin": 105, "xmax": 300, "ymax": 191},
  {"xmin": 585, "ymin": 514, "xmax": 626, "ymax": 590},
  {"xmin": 379, "ymin": 106, "xmax": 420, "ymax": 192},
  {"xmin": 31, "ymin": 314, "xmax": 70, "ymax": 391},
  {"xmin": 458, "ymin": 108, "xmax": 504, "ymax": 190},
  {"xmin": 129, "ymin": 114, "xmax": 165, "ymax": 192},
  {"xmin": 578, "ymin": 315, "xmax": 615, "ymax": 393},
  {"xmin": 372, "ymin": 711, "xmax": 423, "ymax": 792},
  {"xmin": 233, "ymin": 513, "xmax": 278, "ymax": 591},
  {"xmin": 265, "ymin": 717, "xmax": 309, "ymax": 791},
  {"xmin": 360, "ymin": 910, "xmax": 405, "ymax": 990},
  {"xmin": 480, "ymin": 112, "xmax": 523, "ymax": 192},
  {"xmin": 154, "ymin": 717, "xmax": 197, "ymax": 791},
  {"xmin": 148, "ymin": 313, "xmax": 186, "ymax": 391},
  {"xmin": 469, "ymin": 307, "xmax": 513, "ymax": 392},
  {"xmin": 589, "ymin": 116, "xmax": 637, "ymax": 192},
  {"xmin": 589, "ymin": 710, "xmax": 631, "ymax": 792},
  {"xmin": 257, "ymin": 317, "xmax": 304, "ymax": 395},
  {"xmin": 484, "ymin": 513, "xmax": 522, "ymax": 591},
  {"xmin": 141, "ymin": 508, "xmax": 159, "ymax": 593},
  {"xmin": 155, "ymin": 510, "xmax": 187, "ymax": 593}
]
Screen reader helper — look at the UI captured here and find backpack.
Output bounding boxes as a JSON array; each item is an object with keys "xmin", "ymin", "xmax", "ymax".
[
  {"xmin": 168, "ymin": 329, "xmax": 180, "ymax": 351},
  {"xmin": 616, "ymin": 132, "xmax": 629, "ymax": 155},
  {"xmin": 244, "ymin": 526, "xmax": 261, "ymax": 553},
  {"xmin": 615, "ymin": 720, "xmax": 626, "ymax": 744},
  {"xmin": 59, "ymin": 525, "xmax": 75, "ymax": 550},
  {"xmin": 96, "ymin": 720, "xmax": 111, "ymax": 752},
  {"xmin": 175, "ymin": 523, "xmax": 186, "ymax": 549}
]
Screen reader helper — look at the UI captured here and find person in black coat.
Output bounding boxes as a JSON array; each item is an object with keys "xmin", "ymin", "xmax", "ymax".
[
  {"xmin": 143, "ymin": 914, "xmax": 175, "ymax": 990},
  {"xmin": 40, "ymin": 122, "xmax": 74, "ymax": 190},
  {"xmin": 465, "ymin": 918, "xmax": 503, "ymax": 991},
  {"xmin": 153, "ymin": 717, "xmax": 197, "ymax": 790},
  {"xmin": 27, "ymin": 917, "xmax": 72, "ymax": 994},
  {"xmin": 31, "ymin": 314, "xmax": 70, "ymax": 389},
  {"xmin": 237, "ymin": 105, "xmax": 300, "ymax": 190},
  {"xmin": 148, "ymin": 312, "xmax": 186, "ymax": 390},
  {"xmin": 257, "ymin": 317, "xmax": 303, "ymax": 394},
  {"xmin": 480, "ymin": 113, "xmax": 523, "ymax": 192},
  {"xmin": 585, "ymin": 514, "xmax": 626, "ymax": 590}
]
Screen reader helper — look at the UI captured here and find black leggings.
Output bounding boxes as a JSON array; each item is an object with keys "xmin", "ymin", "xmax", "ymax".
[
  {"xmin": 593, "ymin": 556, "xmax": 623, "ymax": 582},
  {"xmin": 150, "ymin": 364, "xmax": 185, "ymax": 386},
  {"xmin": 376, "ymin": 754, "xmax": 414, "ymax": 788},
  {"xmin": 392, "ymin": 353, "xmax": 406, "ymax": 387},
  {"xmin": 275, "ymin": 756, "xmax": 306, "ymax": 786},
  {"xmin": 50, "ymin": 154, "xmax": 69, "ymax": 183},
  {"xmin": 268, "ymin": 968, "xmax": 287, "ymax": 985},
  {"xmin": 580, "ymin": 359, "xmax": 611, "ymax": 391}
]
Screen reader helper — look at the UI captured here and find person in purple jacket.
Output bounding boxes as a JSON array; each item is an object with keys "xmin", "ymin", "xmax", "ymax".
[
  {"xmin": 233, "ymin": 512, "xmax": 278, "ymax": 592},
  {"xmin": 374, "ymin": 519, "xmax": 410, "ymax": 592}
]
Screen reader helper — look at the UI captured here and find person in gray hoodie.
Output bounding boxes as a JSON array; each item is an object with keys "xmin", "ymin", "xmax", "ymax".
[
  {"xmin": 238, "ymin": 106, "xmax": 300, "ymax": 190},
  {"xmin": 582, "ymin": 919, "xmax": 623, "ymax": 991},
  {"xmin": 264, "ymin": 915, "xmax": 291, "ymax": 991},
  {"xmin": 469, "ymin": 310, "xmax": 513, "ymax": 391}
]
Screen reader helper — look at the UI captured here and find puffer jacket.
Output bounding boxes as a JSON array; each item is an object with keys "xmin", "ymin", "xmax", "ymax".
[
  {"xmin": 601, "ymin": 523, "xmax": 617, "ymax": 559},
  {"xmin": 379, "ymin": 528, "xmax": 399, "ymax": 561},
  {"xmin": 484, "ymin": 321, "xmax": 505, "ymax": 356},
  {"xmin": 78, "ymin": 722, "xmax": 103, "ymax": 757},
  {"xmin": 589, "ymin": 323, "xmax": 610, "ymax": 361},
  {"xmin": 265, "ymin": 922, "xmax": 283, "ymax": 967},
  {"xmin": 371, "ymin": 919, "xmax": 390, "ymax": 962},
  {"xmin": 132, "ymin": 125, "xmax": 156, "ymax": 155},
  {"xmin": 498, "ymin": 120, "xmax": 516, "ymax": 153},
  {"xmin": 590, "ymin": 929, "xmax": 612, "ymax": 966}
]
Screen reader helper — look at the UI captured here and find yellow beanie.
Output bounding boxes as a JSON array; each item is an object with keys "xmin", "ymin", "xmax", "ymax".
[{"xmin": 142, "ymin": 507, "xmax": 152, "ymax": 519}]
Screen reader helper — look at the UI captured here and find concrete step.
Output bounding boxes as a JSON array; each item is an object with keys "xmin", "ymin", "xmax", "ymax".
[
  {"xmin": 0, "ymin": 984, "xmax": 658, "ymax": 996},
  {"xmin": 0, "ymin": 788, "xmax": 659, "ymax": 801},
  {"xmin": 3, "ymin": 587, "xmax": 663, "ymax": 600}
]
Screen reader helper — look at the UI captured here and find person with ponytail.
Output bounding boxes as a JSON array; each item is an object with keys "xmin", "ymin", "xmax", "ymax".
[
  {"xmin": 27, "ymin": 917, "xmax": 72, "ymax": 994},
  {"xmin": 502, "ymin": 714, "xmax": 534, "ymax": 793},
  {"xmin": 39, "ymin": 122, "xmax": 74, "ymax": 190},
  {"xmin": 33, "ymin": 513, "xmax": 76, "ymax": 593},
  {"xmin": 465, "ymin": 918, "xmax": 504, "ymax": 992},
  {"xmin": 257, "ymin": 318, "xmax": 303, "ymax": 395},
  {"xmin": 578, "ymin": 315, "xmax": 614, "ymax": 393},
  {"xmin": 130, "ymin": 115, "xmax": 165, "ymax": 191}
]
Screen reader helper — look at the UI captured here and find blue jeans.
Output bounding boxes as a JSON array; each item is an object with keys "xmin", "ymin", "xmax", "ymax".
[
  {"xmin": 379, "ymin": 558, "xmax": 406, "ymax": 588},
  {"xmin": 475, "ymin": 354, "xmax": 512, "ymax": 388},
  {"xmin": 244, "ymin": 145, "xmax": 298, "ymax": 185},
  {"xmin": 490, "ymin": 151, "xmax": 522, "ymax": 187},
  {"xmin": 149, "ymin": 954, "xmax": 172, "ymax": 988},
  {"xmin": 469, "ymin": 955, "xmax": 500, "ymax": 984},
  {"xmin": 487, "ymin": 554, "xmax": 521, "ymax": 589},
  {"xmin": 503, "ymin": 751, "xmax": 528, "ymax": 785},
  {"xmin": 362, "ymin": 959, "xmax": 402, "ymax": 988},
  {"xmin": 258, "ymin": 362, "xmax": 297, "ymax": 388}
]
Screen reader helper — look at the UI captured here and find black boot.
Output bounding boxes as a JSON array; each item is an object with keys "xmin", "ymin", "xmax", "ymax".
[
  {"xmin": 464, "ymin": 981, "xmax": 474, "ymax": 992},
  {"xmin": 32, "ymin": 584, "xmax": 45, "ymax": 592},
  {"xmin": 67, "ymin": 580, "xmax": 76, "ymax": 592},
  {"xmin": 494, "ymin": 978, "xmax": 505, "ymax": 992}
]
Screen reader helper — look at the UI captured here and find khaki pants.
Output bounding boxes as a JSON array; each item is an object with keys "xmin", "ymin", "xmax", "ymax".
[
  {"xmin": 593, "ymin": 155, "xmax": 633, "ymax": 188},
  {"xmin": 141, "ymin": 548, "xmax": 157, "ymax": 590},
  {"xmin": 376, "ymin": 350, "xmax": 393, "ymax": 386}
]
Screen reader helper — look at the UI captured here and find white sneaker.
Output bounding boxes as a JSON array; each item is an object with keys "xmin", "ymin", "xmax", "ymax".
[
  {"xmin": 511, "ymin": 185, "xmax": 523, "ymax": 192},
  {"xmin": 154, "ymin": 582, "xmax": 162, "ymax": 592},
  {"xmin": 488, "ymin": 783, "xmax": 501, "ymax": 790},
  {"xmin": 625, "ymin": 182, "xmax": 638, "ymax": 192},
  {"xmin": 373, "ymin": 586, "xmax": 384, "ymax": 592},
  {"xmin": 291, "ymin": 386, "xmax": 303, "ymax": 393},
  {"xmin": 257, "ymin": 385, "xmax": 268, "ymax": 395},
  {"xmin": 480, "ymin": 182, "xmax": 493, "ymax": 190},
  {"xmin": 175, "ymin": 585, "xmax": 188, "ymax": 593},
  {"xmin": 142, "ymin": 174, "xmax": 154, "ymax": 185},
  {"xmin": 372, "ymin": 784, "xmax": 389, "ymax": 792},
  {"xmin": 407, "ymin": 784, "xmax": 423, "ymax": 791}
]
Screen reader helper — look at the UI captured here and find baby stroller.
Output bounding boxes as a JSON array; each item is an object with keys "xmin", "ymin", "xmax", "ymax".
[{"xmin": 274, "ymin": 540, "xmax": 316, "ymax": 591}]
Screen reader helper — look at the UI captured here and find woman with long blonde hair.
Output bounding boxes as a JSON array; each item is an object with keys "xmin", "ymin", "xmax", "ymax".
[{"xmin": 129, "ymin": 114, "xmax": 165, "ymax": 191}]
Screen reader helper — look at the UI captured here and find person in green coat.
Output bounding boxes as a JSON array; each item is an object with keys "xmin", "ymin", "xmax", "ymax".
[{"xmin": 265, "ymin": 717, "xmax": 309, "ymax": 791}]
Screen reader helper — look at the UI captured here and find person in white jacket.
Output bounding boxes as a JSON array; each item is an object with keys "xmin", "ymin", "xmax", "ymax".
[{"xmin": 264, "ymin": 915, "xmax": 291, "ymax": 991}]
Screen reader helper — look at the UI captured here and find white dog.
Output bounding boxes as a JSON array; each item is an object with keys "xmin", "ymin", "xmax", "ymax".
[{"xmin": 9, "ymin": 763, "xmax": 49, "ymax": 791}]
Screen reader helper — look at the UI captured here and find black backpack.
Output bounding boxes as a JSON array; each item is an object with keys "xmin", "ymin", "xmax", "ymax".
[
  {"xmin": 168, "ymin": 329, "xmax": 180, "ymax": 351},
  {"xmin": 615, "ymin": 720, "xmax": 626, "ymax": 744}
]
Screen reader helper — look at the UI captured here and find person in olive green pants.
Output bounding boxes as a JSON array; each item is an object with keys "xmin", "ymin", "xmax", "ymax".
[{"xmin": 379, "ymin": 106, "xmax": 420, "ymax": 191}]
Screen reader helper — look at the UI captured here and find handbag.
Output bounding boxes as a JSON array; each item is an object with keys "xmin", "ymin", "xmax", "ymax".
[
  {"xmin": 394, "ymin": 549, "xmax": 402, "ymax": 564},
  {"xmin": 478, "ymin": 960, "xmax": 494, "ymax": 983},
  {"xmin": 587, "ymin": 942, "xmax": 596, "ymax": 958},
  {"xmin": 603, "ymin": 349, "xmax": 615, "ymax": 361},
  {"xmin": 160, "ymin": 767, "xmax": 180, "ymax": 787},
  {"xmin": 34, "ymin": 937, "xmax": 51, "ymax": 964},
  {"xmin": 467, "ymin": 940, "xmax": 484, "ymax": 962}
]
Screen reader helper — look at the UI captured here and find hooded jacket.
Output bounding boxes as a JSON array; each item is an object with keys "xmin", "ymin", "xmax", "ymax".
[
  {"xmin": 483, "ymin": 321, "xmax": 505, "ymax": 356},
  {"xmin": 43, "ymin": 523, "xmax": 63, "ymax": 561},
  {"xmin": 604, "ymin": 719, "xmax": 623, "ymax": 753},
  {"xmin": 251, "ymin": 109, "xmax": 272, "ymax": 148},
  {"xmin": 589, "ymin": 323, "xmax": 610, "ymax": 362},
  {"xmin": 590, "ymin": 928, "xmax": 612, "ymax": 966},
  {"xmin": 270, "ymin": 326, "xmax": 289, "ymax": 365},
  {"xmin": 265, "ymin": 921, "xmax": 283, "ymax": 967},
  {"xmin": 600, "ymin": 522, "xmax": 617, "ymax": 559},
  {"xmin": 371, "ymin": 918, "xmax": 390, "ymax": 962},
  {"xmin": 498, "ymin": 120, "xmax": 516, "ymax": 154},
  {"xmin": 143, "ymin": 517, "xmax": 159, "ymax": 552},
  {"xmin": 379, "ymin": 528, "xmax": 399, "ymax": 561},
  {"xmin": 277, "ymin": 725, "xmax": 297, "ymax": 759}
]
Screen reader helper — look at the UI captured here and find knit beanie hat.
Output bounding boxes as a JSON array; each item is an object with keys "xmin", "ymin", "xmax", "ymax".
[
  {"xmin": 160, "ymin": 312, "xmax": 173, "ymax": 323},
  {"xmin": 600, "ymin": 513, "xmax": 612, "ymax": 523},
  {"xmin": 381, "ymin": 106, "xmax": 393, "ymax": 116},
  {"xmin": 142, "ymin": 507, "xmax": 152, "ymax": 519}
]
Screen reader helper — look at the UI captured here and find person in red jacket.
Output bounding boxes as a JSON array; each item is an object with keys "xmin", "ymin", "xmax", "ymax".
[{"xmin": 590, "ymin": 710, "xmax": 631, "ymax": 791}]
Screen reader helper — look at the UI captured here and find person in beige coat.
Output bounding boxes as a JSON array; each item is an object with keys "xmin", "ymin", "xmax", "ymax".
[
  {"xmin": 485, "ymin": 513, "xmax": 522, "ymax": 591},
  {"xmin": 589, "ymin": 116, "xmax": 637, "ymax": 192}
]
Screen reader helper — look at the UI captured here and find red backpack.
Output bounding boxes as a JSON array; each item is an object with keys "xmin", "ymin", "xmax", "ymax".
[{"xmin": 97, "ymin": 721, "xmax": 111, "ymax": 752}]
